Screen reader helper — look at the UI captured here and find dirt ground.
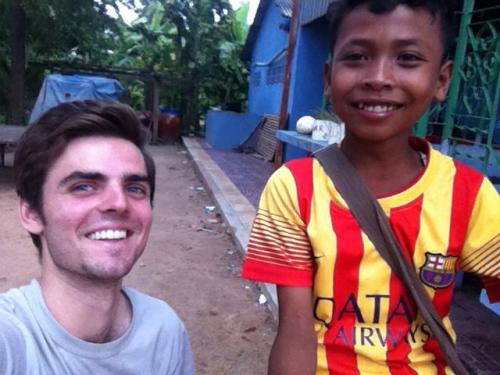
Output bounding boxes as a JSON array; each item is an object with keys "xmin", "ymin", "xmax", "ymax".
[{"xmin": 0, "ymin": 144, "xmax": 276, "ymax": 375}]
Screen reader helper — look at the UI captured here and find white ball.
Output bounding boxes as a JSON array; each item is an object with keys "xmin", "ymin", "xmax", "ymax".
[{"xmin": 296, "ymin": 115, "xmax": 315, "ymax": 134}]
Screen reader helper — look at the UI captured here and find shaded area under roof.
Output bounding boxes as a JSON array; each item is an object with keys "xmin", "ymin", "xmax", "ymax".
[
  {"xmin": 276, "ymin": 0, "xmax": 293, "ymax": 17},
  {"xmin": 300, "ymin": 0, "xmax": 337, "ymax": 25}
]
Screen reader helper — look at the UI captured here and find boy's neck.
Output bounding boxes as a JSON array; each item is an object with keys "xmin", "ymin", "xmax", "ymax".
[{"xmin": 340, "ymin": 135, "xmax": 425, "ymax": 197}]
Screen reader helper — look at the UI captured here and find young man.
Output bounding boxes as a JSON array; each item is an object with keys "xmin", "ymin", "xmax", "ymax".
[
  {"xmin": 0, "ymin": 100, "xmax": 195, "ymax": 374},
  {"xmin": 242, "ymin": 1, "xmax": 499, "ymax": 374}
]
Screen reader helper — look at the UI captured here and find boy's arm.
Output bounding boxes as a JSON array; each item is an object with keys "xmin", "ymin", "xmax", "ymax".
[
  {"xmin": 240, "ymin": 162, "xmax": 317, "ymax": 373},
  {"xmin": 269, "ymin": 286, "xmax": 316, "ymax": 375}
]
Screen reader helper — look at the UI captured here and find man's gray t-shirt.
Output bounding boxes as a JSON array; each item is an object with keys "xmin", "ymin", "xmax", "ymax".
[{"xmin": 0, "ymin": 280, "xmax": 195, "ymax": 374}]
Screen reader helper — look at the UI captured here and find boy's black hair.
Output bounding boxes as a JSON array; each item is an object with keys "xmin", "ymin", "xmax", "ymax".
[{"xmin": 327, "ymin": 0, "xmax": 458, "ymax": 60}]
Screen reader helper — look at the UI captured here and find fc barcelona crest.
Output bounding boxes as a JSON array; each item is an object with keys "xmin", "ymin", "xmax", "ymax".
[{"xmin": 420, "ymin": 252, "xmax": 458, "ymax": 289}]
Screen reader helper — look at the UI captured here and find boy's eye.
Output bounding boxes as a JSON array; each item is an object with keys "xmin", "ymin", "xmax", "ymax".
[
  {"xmin": 398, "ymin": 53, "xmax": 424, "ymax": 64},
  {"xmin": 340, "ymin": 53, "xmax": 368, "ymax": 62}
]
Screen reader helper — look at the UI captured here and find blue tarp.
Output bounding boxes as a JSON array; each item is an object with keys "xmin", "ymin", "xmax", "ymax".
[{"xmin": 29, "ymin": 74, "xmax": 124, "ymax": 123}]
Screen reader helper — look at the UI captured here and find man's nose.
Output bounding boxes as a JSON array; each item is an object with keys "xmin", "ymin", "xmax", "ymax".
[
  {"xmin": 362, "ymin": 58, "xmax": 394, "ymax": 91},
  {"xmin": 99, "ymin": 186, "xmax": 129, "ymax": 213}
]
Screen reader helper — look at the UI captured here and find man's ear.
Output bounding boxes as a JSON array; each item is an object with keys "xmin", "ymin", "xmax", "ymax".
[
  {"xmin": 434, "ymin": 60, "xmax": 453, "ymax": 102},
  {"xmin": 18, "ymin": 199, "xmax": 44, "ymax": 235},
  {"xmin": 324, "ymin": 60, "xmax": 333, "ymax": 99}
]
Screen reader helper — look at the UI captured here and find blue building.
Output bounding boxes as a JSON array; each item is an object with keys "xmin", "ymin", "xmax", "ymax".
[
  {"xmin": 243, "ymin": 1, "xmax": 290, "ymax": 117},
  {"xmin": 206, "ymin": 1, "xmax": 335, "ymax": 156},
  {"xmin": 242, "ymin": 0, "xmax": 335, "ymax": 160}
]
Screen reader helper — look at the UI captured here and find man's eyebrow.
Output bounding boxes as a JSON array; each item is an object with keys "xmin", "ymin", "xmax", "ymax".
[
  {"xmin": 59, "ymin": 171, "xmax": 105, "ymax": 187},
  {"xmin": 124, "ymin": 174, "xmax": 150, "ymax": 184}
]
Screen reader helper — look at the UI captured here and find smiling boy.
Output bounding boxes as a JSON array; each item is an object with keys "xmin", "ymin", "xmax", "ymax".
[
  {"xmin": 242, "ymin": 1, "xmax": 499, "ymax": 374},
  {"xmin": 0, "ymin": 100, "xmax": 195, "ymax": 374}
]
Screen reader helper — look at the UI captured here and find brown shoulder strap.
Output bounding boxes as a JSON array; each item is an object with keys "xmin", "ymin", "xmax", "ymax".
[{"xmin": 313, "ymin": 144, "xmax": 469, "ymax": 375}]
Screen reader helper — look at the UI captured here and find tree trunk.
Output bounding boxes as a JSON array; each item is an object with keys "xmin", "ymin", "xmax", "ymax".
[
  {"xmin": 7, "ymin": 0, "xmax": 26, "ymax": 124},
  {"xmin": 181, "ymin": 82, "xmax": 199, "ymax": 136},
  {"xmin": 191, "ymin": 86, "xmax": 200, "ymax": 135}
]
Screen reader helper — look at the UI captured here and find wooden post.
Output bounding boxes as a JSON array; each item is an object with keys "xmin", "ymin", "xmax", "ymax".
[
  {"xmin": 274, "ymin": 0, "xmax": 301, "ymax": 169},
  {"xmin": 151, "ymin": 77, "xmax": 160, "ymax": 144},
  {"xmin": 7, "ymin": 0, "xmax": 26, "ymax": 124}
]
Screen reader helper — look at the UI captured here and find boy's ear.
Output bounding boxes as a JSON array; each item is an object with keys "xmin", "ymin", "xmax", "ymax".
[
  {"xmin": 434, "ymin": 60, "xmax": 453, "ymax": 102},
  {"xmin": 324, "ymin": 61, "xmax": 333, "ymax": 99},
  {"xmin": 18, "ymin": 199, "xmax": 44, "ymax": 235}
]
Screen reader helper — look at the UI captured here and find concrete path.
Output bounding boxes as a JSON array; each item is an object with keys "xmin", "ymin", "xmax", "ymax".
[{"xmin": 183, "ymin": 137, "xmax": 278, "ymax": 316}]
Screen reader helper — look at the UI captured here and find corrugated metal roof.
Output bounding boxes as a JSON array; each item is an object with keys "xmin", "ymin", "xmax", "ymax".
[
  {"xmin": 300, "ymin": 0, "xmax": 338, "ymax": 25},
  {"xmin": 276, "ymin": 0, "xmax": 293, "ymax": 17}
]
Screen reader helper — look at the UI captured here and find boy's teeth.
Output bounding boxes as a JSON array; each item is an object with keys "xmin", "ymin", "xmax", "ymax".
[
  {"xmin": 88, "ymin": 230, "xmax": 127, "ymax": 240},
  {"xmin": 357, "ymin": 103, "xmax": 398, "ymax": 112}
]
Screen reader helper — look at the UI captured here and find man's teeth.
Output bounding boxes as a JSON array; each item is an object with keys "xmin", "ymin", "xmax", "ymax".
[
  {"xmin": 88, "ymin": 230, "xmax": 127, "ymax": 240},
  {"xmin": 356, "ymin": 103, "xmax": 399, "ymax": 112}
]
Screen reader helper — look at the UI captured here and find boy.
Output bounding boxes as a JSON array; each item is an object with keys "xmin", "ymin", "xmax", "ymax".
[
  {"xmin": 242, "ymin": 1, "xmax": 500, "ymax": 374},
  {"xmin": 0, "ymin": 100, "xmax": 195, "ymax": 374}
]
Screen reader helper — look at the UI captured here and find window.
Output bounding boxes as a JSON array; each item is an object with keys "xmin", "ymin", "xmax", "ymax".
[
  {"xmin": 251, "ymin": 70, "xmax": 261, "ymax": 86},
  {"xmin": 266, "ymin": 55, "xmax": 286, "ymax": 85}
]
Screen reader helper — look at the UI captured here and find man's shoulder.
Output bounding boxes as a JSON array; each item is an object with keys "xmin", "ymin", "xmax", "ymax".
[
  {"xmin": 124, "ymin": 288, "xmax": 185, "ymax": 331},
  {"xmin": 0, "ymin": 281, "xmax": 38, "ymax": 316},
  {"xmin": 0, "ymin": 307, "xmax": 27, "ymax": 343},
  {"xmin": 0, "ymin": 312, "xmax": 28, "ymax": 375},
  {"xmin": 121, "ymin": 289, "xmax": 193, "ymax": 373},
  {"xmin": 124, "ymin": 287, "xmax": 177, "ymax": 314},
  {"xmin": 0, "ymin": 285, "xmax": 34, "ymax": 375},
  {"xmin": 0, "ymin": 281, "xmax": 41, "ymax": 346}
]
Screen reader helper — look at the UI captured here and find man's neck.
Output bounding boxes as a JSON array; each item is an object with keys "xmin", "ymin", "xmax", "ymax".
[{"xmin": 39, "ymin": 272, "xmax": 132, "ymax": 343}]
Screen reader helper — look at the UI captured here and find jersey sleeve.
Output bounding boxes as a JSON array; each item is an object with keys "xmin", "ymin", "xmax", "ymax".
[
  {"xmin": 241, "ymin": 164, "xmax": 314, "ymax": 287},
  {"xmin": 460, "ymin": 178, "xmax": 500, "ymax": 302}
]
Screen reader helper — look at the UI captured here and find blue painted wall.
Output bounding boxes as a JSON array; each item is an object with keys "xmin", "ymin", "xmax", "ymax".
[
  {"xmin": 247, "ymin": 4, "xmax": 290, "ymax": 116},
  {"xmin": 246, "ymin": 4, "xmax": 331, "ymax": 161},
  {"xmin": 285, "ymin": 17, "xmax": 330, "ymax": 161},
  {"xmin": 205, "ymin": 110, "xmax": 261, "ymax": 150}
]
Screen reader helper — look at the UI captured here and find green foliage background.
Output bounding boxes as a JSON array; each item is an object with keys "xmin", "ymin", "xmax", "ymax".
[{"xmin": 0, "ymin": 0, "xmax": 250, "ymax": 132}]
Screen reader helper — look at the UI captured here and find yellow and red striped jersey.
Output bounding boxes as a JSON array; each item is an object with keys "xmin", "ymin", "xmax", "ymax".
[{"xmin": 242, "ymin": 139, "xmax": 499, "ymax": 374}]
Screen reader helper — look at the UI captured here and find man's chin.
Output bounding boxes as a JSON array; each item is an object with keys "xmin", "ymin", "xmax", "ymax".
[{"xmin": 80, "ymin": 263, "xmax": 134, "ymax": 283}]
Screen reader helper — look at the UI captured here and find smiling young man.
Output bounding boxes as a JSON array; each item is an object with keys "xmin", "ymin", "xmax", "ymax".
[
  {"xmin": 242, "ymin": 1, "xmax": 499, "ymax": 374},
  {"xmin": 0, "ymin": 100, "xmax": 195, "ymax": 374}
]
